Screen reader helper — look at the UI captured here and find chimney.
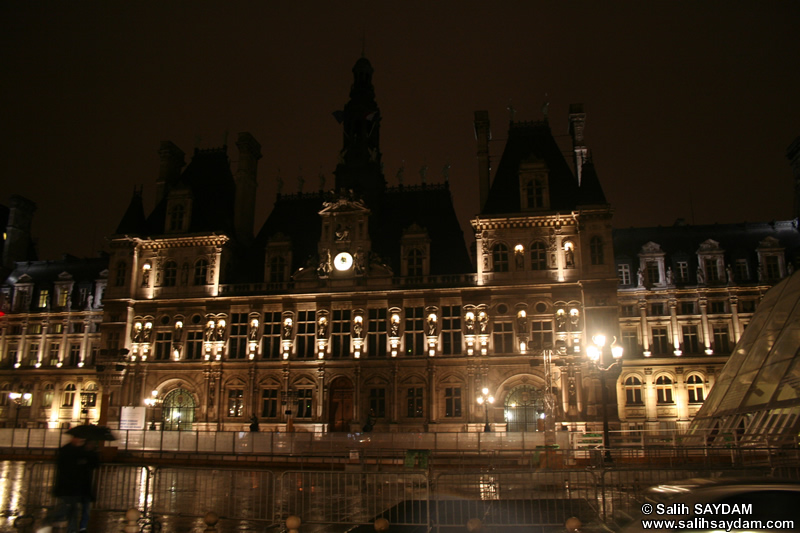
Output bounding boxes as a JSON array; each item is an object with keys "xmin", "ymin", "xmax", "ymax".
[
  {"xmin": 569, "ymin": 104, "xmax": 588, "ymax": 186},
  {"xmin": 474, "ymin": 111, "xmax": 491, "ymax": 212},
  {"xmin": 234, "ymin": 132, "xmax": 262, "ymax": 243},
  {"xmin": 156, "ymin": 141, "xmax": 185, "ymax": 204},
  {"xmin": 3, "ymin": 195, "xmax": 37, "ymax": 271}
]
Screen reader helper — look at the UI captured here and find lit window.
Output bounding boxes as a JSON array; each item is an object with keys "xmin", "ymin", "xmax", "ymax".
[
  {"xmin": 38, "ymin": 290, "xmax": 49, "ymax": 308},
  {"xmin": 656, "ymin": 376, "xmax": 674, "ymax": 404},
  {"xmin": 617, "ymin": 264, "xmax": 631, "ymax": 285},
  {"xmin": 687, "ymin": 375, "xmax": 704, "ymax": 403},
  {"xmin": 227, "ymin": 388, "xmax": 244, "ymax": 417},
  {"xmin": 63, "ymin": 384, "xmax": 77, "ymax": 407},
  {"xmin": 624, "ymin": 376, "xmax": 642, "ymax": 405}
]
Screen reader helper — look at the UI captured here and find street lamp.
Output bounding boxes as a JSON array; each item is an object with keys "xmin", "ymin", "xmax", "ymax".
[
  {"xmin": 586, "ymin": 334, "xmax": 624, "ymax": 463},
  {"xmin": 476, "ymin": 387, "xmax": 494, "ymax": 433},
  {"xmin": 143, "ymin": 390, "xmax": 159, "ymax": 430},
  {"xmin": 8, "ymin": 392, "xmax": 32, "ymax": 428}
]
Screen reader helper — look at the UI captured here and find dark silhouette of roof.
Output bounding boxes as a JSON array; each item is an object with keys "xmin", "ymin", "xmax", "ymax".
[
  {"xmin": 115, "ymin": 188, "xmax": 148, "ymax": 235},
  {"xmin": 482, "ymin": 121, "xmax": 579, "ymax": 215},
  {"xmin": 576, "ymin": 159, "xmax": 607, "ymax": 206}
]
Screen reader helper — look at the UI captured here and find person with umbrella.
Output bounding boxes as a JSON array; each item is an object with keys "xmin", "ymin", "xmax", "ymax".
[{"xmin": 43, "ymin": 426, "xmax": 112, "ymax": 532}]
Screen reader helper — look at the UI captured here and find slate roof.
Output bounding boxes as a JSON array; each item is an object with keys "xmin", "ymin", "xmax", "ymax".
[{"xmin": 482, "ymin": 120, "xmax": 580, "ymax": 215}]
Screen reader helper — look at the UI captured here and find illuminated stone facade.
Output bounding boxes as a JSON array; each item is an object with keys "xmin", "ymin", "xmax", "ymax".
[{"xmin": 0, "ymin": 61, "xmax": 798, "ymax": 438}]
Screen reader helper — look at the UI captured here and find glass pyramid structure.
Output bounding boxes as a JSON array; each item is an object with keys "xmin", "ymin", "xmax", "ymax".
[{"xmin": 686, "ymin": 270, "xmax": 800, "ymax": 446}]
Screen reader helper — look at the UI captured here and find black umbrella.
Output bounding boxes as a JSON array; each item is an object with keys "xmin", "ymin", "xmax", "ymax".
[{"xmin": 65, "ymin": 424, "xmax": 117, "ymax": 441}]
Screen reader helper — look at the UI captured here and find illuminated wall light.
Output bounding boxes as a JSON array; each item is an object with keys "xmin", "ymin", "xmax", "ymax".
[
  {"xmin": 249, "ymin": 353, "xmax": 255, "ymax": 360},
  {"xmin": 674, "ymin": 350, "xmax": 682, "ymax": 356},
  {"xmin": 643, "ymin": 351, "xmax": 652, "ymax": 358},
  {"xmin": 514, "ymin": 244, "xmax": 524, "ymax": 253},
  {"xmin": 519, "ymin": 341, "xmax": 526, "ymax": 353},
  {"xmin": 56, "ymin": 361, "xmax": 63, "ymax": 367},
  {"xmin": 34, "ymin": 362, "xmax": 41, "ymax": 368},
  {"xmin": 13, "ymin": 363, "xmax": 20, "ymax": 369},
  {"xmin": 705, "ymin": 348, "xmax": 713, "ymax": 355},
  {"xmin": 204, "ymin": 353, "xmax": 210, "ymax": 361},
  {"xmin": 77, "ymin": 361, "xmax": 84, "ymax": 368}
]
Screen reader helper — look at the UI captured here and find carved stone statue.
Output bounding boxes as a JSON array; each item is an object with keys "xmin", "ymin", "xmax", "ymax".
[
  {"xmin": 353, "ymin": 318, "xmax": 363, "ymax": 339},
  {"xmin": 637, "ymin": 267, "xmax": 645, "ymax": 287},
  {"xmin": 726, "ymin": 264, "xmax": 734, "ymax": 283},
  {"xmin": 427, "ymin": 314, "xmax": 437, "ymax": 336},
  {"xmin": 666, "ymin": 267, "xmax": 674, "ymax": 286},
  {"xmin": 697, "ymin": 266, "xmax": 705, "ymax": 285},
  {"xmin": 205, "ymin": 321, "xmax": 215, "ymax": 342},
  {"xmin": 317, "ymin": 316, "xmax": 328, "ymax": 338},
  {"xmin": 478, "ymin": 312, "xmax": 489, "ymax": 334},
  {"xmin": 390, "ymin": 318, "xmax": 400, "ymax": 338},
  {"xmin": 465, "ymin": 314, "xmax": 475, "ymax": 334},
  {"xmin": 249, "ymin": 320, "xmax": 259, "ymax": 341},
  {"xmin": 132, "ymin": 323, "xmax": 143, "ymax": 343},
  {"xmin": 282, "ymin": 319, "xmax": 293, "ymax": 339}
]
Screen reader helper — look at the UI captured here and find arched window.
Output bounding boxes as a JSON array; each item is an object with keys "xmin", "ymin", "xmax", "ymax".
[
  {"xmin": 492, "ymin": 243, "xmax": 509, "ymax": 272},
  {"xmin": 42, "ymin": 383, "xmax": 54, "ymax": 408},
  {"xmin": 530, "ymin": 241, "xmax": 547, "ymax": 270},
  {"xmin": 193, "ymin": 258, "xmax": 208, "ymax": 285},
  {"xmin": 63, "ymin": 383, "xmax": 77, "ymax": 407},
  {"xmin": 624, "ymin": 376, "xmax": 643, "ymax": 405},
  {"xmin": 163, "ymin": 261, "xmax": 178, "ymax": 287},
  {"xmin": 687, "ymin": 374, "xmax": 705, "ymax": 403},
  {"xmin": 269, "ymin": 256, "xmax": 286, "ymax": 283},
  {"xmin": 590, "ymin": 236, "xmax": 604, "ymax": 265},
  {"xmin": 656, "ymin": 376, "xmax": 674, "ymax": 404},
  {"xmin": 83, "ymin": 382, "xmax": 98, "ymax": 408},
  {"xmin": 115, "ymin": 262, "xmax": 127, "ymax": 287},
  {"xmin": 169, "ymin": 204, "xmax": 185, "ymax": 231},
  {"xmin": 407, "ymin": 249, "xmax": 423, "ymax": 277}
]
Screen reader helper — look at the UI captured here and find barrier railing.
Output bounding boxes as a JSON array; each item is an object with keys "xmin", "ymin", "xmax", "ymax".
[{"xmin": 18, "ymin": 459, "xmax": 800, "ymax": 532}]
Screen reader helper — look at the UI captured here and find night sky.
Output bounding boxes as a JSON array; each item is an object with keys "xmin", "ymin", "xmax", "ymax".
[{"xmin": 3, "ymin": 2, "xmax": 799, "ymax": 261}]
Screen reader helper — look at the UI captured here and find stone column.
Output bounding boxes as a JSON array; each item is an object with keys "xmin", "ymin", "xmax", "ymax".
[
  {"xmin": 669, "ymin": 299, "xmax": 681, "ymax": 355},
  {"xmin": 638, "ymin": 300, "xmax": 651, "ymax": 356},
  {"xmin": 643, "ymin": 368, "xmax": 657, "ymax": 422},
  {"xmin": 699, "ymin": 297, "xmax": 712, "ymax": 354},
  {"xmin": 730, "ymin": 296, "xmax": 742, "ymax": 343}
]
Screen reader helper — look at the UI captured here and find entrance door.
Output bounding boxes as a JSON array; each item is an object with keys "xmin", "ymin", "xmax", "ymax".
[
  {"xmin": 328, "ymin": 378, "xmax": 354, "ymax": 432},
  {"xmin": 162, "ymin": 389, "xmax": 195, "ymax": 431},
  {"xmin": 504, "ymin": 385, "xmax": 546, "ymax": 432}
]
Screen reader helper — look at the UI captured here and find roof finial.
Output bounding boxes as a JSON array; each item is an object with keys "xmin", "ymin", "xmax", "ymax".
[
  {"xmin": 507, "ymin": 100, "xmax": 516, "ymax": 122},
  {"xmin": 541, "ymin": 93, "xmax": 550, "ymax": 121}
]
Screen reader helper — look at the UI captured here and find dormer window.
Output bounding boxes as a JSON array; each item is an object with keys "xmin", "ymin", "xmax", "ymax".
[
  {"xmin": 407, "ymin": 248, "xmax": 423, "ymax": 277},
  {"xmin": 519, "ymin": 160, "xmax": 549, "ymax": 211},
  {"xmin": 269, "ymin": 256, "xmax": 287, "ymax": 283},
  {"xmin": 697, "ymin": 239, "xmax": 725, "ymax": 285},
  {"xmin": 169, "ymin": 204, "xmax": 185, "ymax": 231}
]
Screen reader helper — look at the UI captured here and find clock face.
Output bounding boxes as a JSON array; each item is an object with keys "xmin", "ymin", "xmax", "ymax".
[{"xmin": 334, "ymin": 252, "xmax": 353, "ymax": 271}]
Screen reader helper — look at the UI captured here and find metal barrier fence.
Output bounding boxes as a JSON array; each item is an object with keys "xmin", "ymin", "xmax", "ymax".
[{"xmin": 276, "ymin": 470, "xmax": 429, "ymax": 529}]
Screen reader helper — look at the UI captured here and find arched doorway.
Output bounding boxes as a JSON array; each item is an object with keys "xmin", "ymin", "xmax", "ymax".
[
  {"xmin": 504, "ymin": 385, "xmax": 546, "ymax": 432},
  {"xmin": 328, "ymin": 377, "xmax": 354, "ymax": 432},
  {"xmin": 161, "ymin": 389, "xmax": 195, "ymax": 431}
]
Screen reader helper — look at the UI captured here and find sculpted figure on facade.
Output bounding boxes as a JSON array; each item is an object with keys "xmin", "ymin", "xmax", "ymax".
[
  {"xmin": 697, "ymin": 266, "xmax": 705, "ymax": 285},
  {"xmin": 478, "ymin": 312, "xmax": 489, "ymax": 334}
]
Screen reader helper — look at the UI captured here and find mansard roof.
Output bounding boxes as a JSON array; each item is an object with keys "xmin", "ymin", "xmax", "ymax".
[
  {"xmin": 613, "ymin": 219, "xmax": 800, "ymax": 261},
  {"xmin": 576, "ymin": 160, "xmax": 608, "ymax": 206},
  {"xmin": 115, "ymin": 189, "xmax": 148, "ymax": 235},
  {"xmin": 481, "ymin": 120, "xmax": 579, "ymax": 215},
  {"xmin": 255, "ymin": 183, "xmax": 472, "ymax": 277}
]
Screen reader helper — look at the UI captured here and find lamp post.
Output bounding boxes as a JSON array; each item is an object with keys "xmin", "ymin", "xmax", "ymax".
[
  {"xmin": 8, "ymin": 392, "xmax": 32, "ymax": 428},
  {"xmin": 143, "ymin": 390, "xmax": 159, "ymax": 430},
  {"xmin": 476, "ymin": 387, "xmax": 494, "ymax": 433},
  {"xmin": 586, "ymin": 334, "xmax": 623, "ymax": 463}
]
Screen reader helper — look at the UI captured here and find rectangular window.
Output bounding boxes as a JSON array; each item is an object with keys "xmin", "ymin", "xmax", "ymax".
[
  {"xmin": 8, "ymin": 324, "xmax": 22, "ymax": 335},
  {"xmin": 407, "ymin": 387, "xmax": 424, "ymax": 418},
  {"xmin": 369, "ymin": 388, "xmax": 386, "ymax": 418},
  {"xmin": 735, "ymin": 259, "xmax": 749, "ymax": 282},
  {"xmin": 295, "ymin": 310, "xmax": 316, "ymax": 359},
  {"xmin": 227, "ymin": 389, "xmax": 243, "ymax": 417},
  {"xmin": 713, "ymin": 326, "xmax": 730, "ymax": 353},
  {"xmin": 58, "ymin": 289, "xmax": 69, "ymax": 307},
  {"xmin": 740, "ymin": 300, "xmax": 756, "ymax": 313},
  {"xmin": 154, "ymin": 332, "xmax": 172, "ymax": 360},
  {"xmin": 29, "ymin": 323, "xmax": 42, "ymax": 334},
  {"xmin": 67, "ymin": 344, "xmax": 81, "ymax": 366},
  {"xmin": 681, "ymin": 325, "xmax": 700, "ymax": 353},
  {"xmin": 646, "ymin": 261, "xmax": 660, "ymax": 285},
  {"xmin": 444, "ymin": 387, "xmax": 462, "ymax": 417},
  {"xmin": 679, "ymin": 301, "xmax": 695, "ymax": 315},
  {"xmin": 650, "ymin": 303, "xmax": 665, "ymax": 316},
  {"xmin": 6, "ymin": 345, "xmax": 18, "ymax": 366},
  {"xmin": 709, "ymin": 300, "xmax": 726, "ymax": 314},
  {"xmin": 27, "ymin": 343, "xmax": 39, "ymax": 366},
  {"xmin": 651, "ymin": 327, "xmax": 670, "ymax": 355},
  {"xmin": 48, "ymin": 343, "xmax": 60, "ymax": 366},
  {"xmin": 367, "ymin": 308, "xmax": 387, "ymax": 358},
  {"xmin": 441, "ymin": 305, "xmax": 462, "ymax": 355},
  {"xmin": 764, "ymin": 256, "xmax": 780, "ymax": 280},
  {"xmin": 261, "ymin": 312, "xmax": 282, "ymax": 360},
  {"xmin": 38, "ymin": 290, "xmax": 49, "ymax": 308},
  {"xmin": 676, "ymin": 261, "xmax": 689, "ymax": 282},
  {"xmin": 617, "ymin": 264, "xmax": 631, "ymax": 285},
  {"xmin": 493, "ymin": 321, "xmax": 514, "ymax": 354},
  {"xmin": 704, "ymin": 258, "xmax": 720, "ymax": 283},
  {"xmin": 331, "ymin": 310, "xmax": 351, "ymax": 358},
  {"xmin": 227, "ymin": 313, "xmax": 248, "ymax": 359},
  {"xmin": 261, "ymin": 389, "xmax": 278, "ymax": 418},
  {"xmin": 622, "ymin": 329, "xmax": 639, "ymax": 356},
  {"xmin": 404, "ymin": 307, "xmax": 424, "ymax": 356},
  {"xmin": 296, "ymin": 389, "xmax": 313, "ymax": 418},
  {"xmin": 185, "ymin": 331, "xmax": 203, "ymax": 360},
  {"xmin": 530, "ymin": 320, "xmax": 553, "ymax": 350},
  {"xmin": 106, "ymin": 331, "xmax": 120, "ymax": 351}
]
